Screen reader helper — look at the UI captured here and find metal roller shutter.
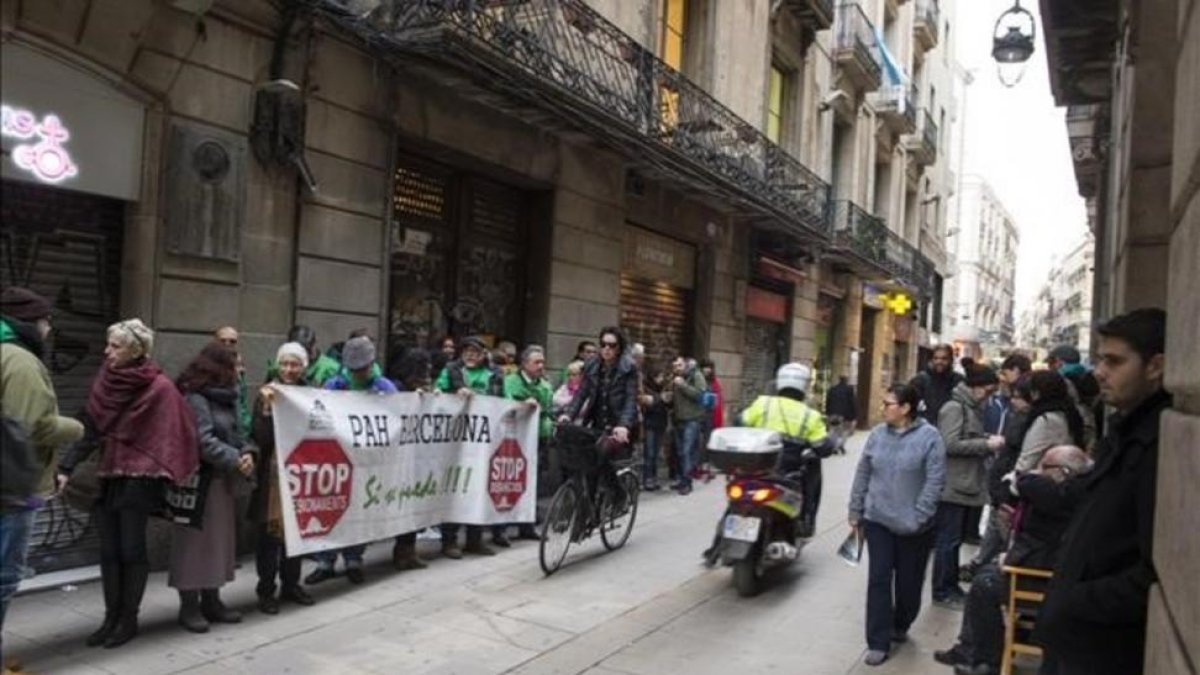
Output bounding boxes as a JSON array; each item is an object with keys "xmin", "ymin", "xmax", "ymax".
[
  {"xmin": 741, "ymin": 317, "xmax": 786, "ymax": 410},
  {"xmin": 1, "ymin": 179, "xmax": 124, "ymax": 573},
  {"xmin": 619, "ymin": 274, "xmax": 691, "ymax": 372}
]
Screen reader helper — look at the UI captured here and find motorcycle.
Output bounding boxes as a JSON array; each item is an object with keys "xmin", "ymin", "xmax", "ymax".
[{"xmin": 705, "ymin": 427, "xmax": 810, "ymax": 597}]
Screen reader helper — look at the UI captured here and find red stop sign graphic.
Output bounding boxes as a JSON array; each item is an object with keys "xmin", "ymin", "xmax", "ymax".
[
  {"xmin": 285, "ymin": 439, "xmax": 354, "ymax": 538},
  {"xmin": 488, "ymin": 437, "xmax": 528, "ymax": 512}
]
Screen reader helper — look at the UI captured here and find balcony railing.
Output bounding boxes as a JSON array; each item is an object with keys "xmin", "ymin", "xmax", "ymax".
[
  {"xmin": 914, "ymin": 0, "xmax": 939, "ymax": 51},
  {"xmin": 830, "ymin": 201, "xmax": 934, "ymax": 298},
  {"xmin": 906, "ymin": 108, "xmax": 938, "ymax": 166},
  {"xmin": 834, "ymin": 3, "xmax": 882, "ymax": 91},
  {"xmin": 314, "ymin": 0, "xmax": 832, "ymax": 239},
  {"xmin": 870, "ymin": 81, "xmax": 918, "ymax": 134},
  {"xmin": 780, "ymin": 0, "xmax": 835, "ymax": 31}
]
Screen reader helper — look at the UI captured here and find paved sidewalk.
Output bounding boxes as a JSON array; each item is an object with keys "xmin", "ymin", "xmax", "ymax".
[{"xmin": 3, "ymin": 433, "xmax": 1026, "ymax": 675}]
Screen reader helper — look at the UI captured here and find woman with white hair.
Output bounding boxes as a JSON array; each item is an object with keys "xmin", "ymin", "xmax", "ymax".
[
  {"xmin": 251, "ymin": 343, "xmax": 317, "ymax": 614},
  {"xmin": 57, "ymin": 319, "xmax": 200, "ymax": 648}
]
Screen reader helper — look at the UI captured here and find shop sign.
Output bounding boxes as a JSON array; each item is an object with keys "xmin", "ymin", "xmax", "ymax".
[
  {"xmin": 623, "ymin": 226, "xmax": 695, "ymax": 289},
  {"xmin": 863, "ymin": 284, "xmax": 885, "ymax": 309},
  {"xmin": 746, "ymin": 285, "xmax": 788, "ymax": 323},
  {"xmin": 1, "ymin": 104, "xmax": 78, "ymax": 184}
]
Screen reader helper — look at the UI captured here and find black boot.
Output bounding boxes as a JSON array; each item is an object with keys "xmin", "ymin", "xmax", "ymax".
[
  {"xmin": 104, "ymin": 563, "xmax": 148, "ymax": 648},
  {"xmin": 86, "ymin": 562, "xmax": 122, "ymax": 647},
  {"xmin": 201, "ymin": 588, "xmax": 242, "ymax": 623},
  {"xmin": 178, "ymin": 590, "xmax": 210, "ymax": 634}
]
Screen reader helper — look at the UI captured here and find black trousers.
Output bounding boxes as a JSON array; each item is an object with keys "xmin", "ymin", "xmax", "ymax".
[
  {"xmin": 963, "ymin": 505, "xmax": 984, "ymax": 542},
  {"xmin": 255, "ymin": 524, "xmax": 300, "ymax": 597},
  {"xmin": 96, "ymin": 508, "xmax": 149, "ymax": 565},
  {"xmin": 958, "ymin": 563, "xmax": 1007, "ymax": 666},
  {"xmin": 864, "ymin": 521, "xmax": 934, "ymax": 652}
]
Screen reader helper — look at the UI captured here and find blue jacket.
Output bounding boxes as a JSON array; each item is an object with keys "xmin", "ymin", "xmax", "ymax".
[
  {"xmin": 848, "ymin": 418, "xmax": 946, "ymax": 535},
  {"xmin": 983, "ymin": 394, "xmax": 1010, "ymax": 435}
]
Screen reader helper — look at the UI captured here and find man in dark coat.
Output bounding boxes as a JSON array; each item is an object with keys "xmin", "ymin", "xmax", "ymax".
[
  {"xmin": 825, "ymin": 376, "xmax": 857, "ymax": 453},
  {"xmin": 1034, "ymin": 308, "xmax": 1169, "ymax": 675},
  {"xmin": 910, "ymin": 344, "xmax": 964, "ymax": 426}
]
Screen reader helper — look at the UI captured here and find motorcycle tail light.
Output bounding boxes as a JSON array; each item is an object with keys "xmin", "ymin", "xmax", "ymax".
[
  {"xmin": 751, "ymin": 488, "xmax": 778, "ymax": 503},
  {"xmin": 727, "ymin": 484, "xmax": 745, "ymax": 500}
]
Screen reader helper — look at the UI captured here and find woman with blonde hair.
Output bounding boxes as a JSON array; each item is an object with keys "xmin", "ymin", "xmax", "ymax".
[{"xmin": 57, "ymin": 319, "xmax": 199, "ymax": 648}]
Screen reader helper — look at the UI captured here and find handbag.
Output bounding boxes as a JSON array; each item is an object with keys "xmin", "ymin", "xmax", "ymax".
[
  {"xmin": 62, "ymin": 447, "xmax": 102, "ymax": 513},
  {"xmin": 163, "ymin": 464, "xmax": 213, "ymax": 529}
]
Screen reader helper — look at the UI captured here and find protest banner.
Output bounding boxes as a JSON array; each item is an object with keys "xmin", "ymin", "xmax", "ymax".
[{"xmin": 271, "ymin": 385, "xmax": 539, "ymax": 556}]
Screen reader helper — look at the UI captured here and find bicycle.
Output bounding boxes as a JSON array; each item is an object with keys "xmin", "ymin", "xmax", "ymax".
[{"xmin": 538, "ymin": 424, "xmax": 641, "ymax": 576}]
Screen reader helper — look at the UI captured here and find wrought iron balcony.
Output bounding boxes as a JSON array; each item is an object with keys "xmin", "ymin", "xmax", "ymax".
[
  {"xmin": 780, "ymin": 0, "xmax": 834, "ymax": 31},
  {"xmin": 905, "ymin": 108, "xmax": 938, "ymax": 166},
  {"xmin": 313, "ymin": 0, "xmax": 831, "ymax": 241},
  {"xmin": 834, "ymin": 3, "xmax": 882, "ymax": 92},
  {"xmin": 831, "ymin": 201, "xmax": 936, "ymax": 299},
  {"xmin": 914, "ymin": 0, "xmax": 939, "ymax": 51},
  {"xmin": 869, "ymin": 81, "xmax": 917, "ymax": 134}
]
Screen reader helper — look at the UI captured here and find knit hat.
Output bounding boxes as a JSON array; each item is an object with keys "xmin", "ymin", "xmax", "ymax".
[
  {"xmin": 0, "ymin": 287, "xmax": 52, "ymax": 322},
  {"xmin": 341, "ymin": 336, "xmax": 376, "ymax": 370},
  {"xmin": 965, "ymin": 365, "xmax": 999, "ymax": 388},
  {"xmin": 461, "ymin": 335, "xmax": 487, "ymax": 352},
  {"xmin": 276, "ymin": 342, "xmax": 309, "ymax": 369},
  {"xmin": 1047, "ymin": 344, "xmax": 1082, "ymax": 364}
]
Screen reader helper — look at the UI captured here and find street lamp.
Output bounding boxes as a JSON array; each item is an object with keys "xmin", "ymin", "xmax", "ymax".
[{"xmin": 991, "ymin": 1, "xmax": 1036, "ymax": 87}]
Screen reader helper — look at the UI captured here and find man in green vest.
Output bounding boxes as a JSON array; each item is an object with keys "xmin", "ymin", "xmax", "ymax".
[{"xmin": 503, "ymin": 345, "xmax": 553, "ymax": 541}]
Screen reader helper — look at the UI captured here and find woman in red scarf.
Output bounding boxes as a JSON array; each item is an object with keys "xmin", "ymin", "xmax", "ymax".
[{"xmin": 57, "ymin": 319, "xmax": 199, "ymax": 649}]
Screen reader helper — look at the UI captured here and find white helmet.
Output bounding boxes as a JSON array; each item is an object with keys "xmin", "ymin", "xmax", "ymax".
[{"xmin": 776, "ymin": 362, "xmax": 812, "ymax": 395}]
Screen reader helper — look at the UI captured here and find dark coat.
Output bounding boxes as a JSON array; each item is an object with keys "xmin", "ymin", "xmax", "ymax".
[
  {"xmin": 825, "ymin": 381, "xmax": 858, "ymax": 421},
  {"xmin": 185, "ymin": 388, "xmax": 256, "ymax": 473},
  {"xmin": 910, "ymin": 368, "xmax": 964, "ymax": 426},
  {"xmin": 1007, "ymin": 472, "xmax": 1080, "ymax": 569},
  {"xmin": 987, "ymin": 408, "xmax": 1028, "ymax": 506},
  {"xmin": 640, "ymin": 374, "xmax": 669, "ymax": 432},
  {"xmin": 566, "ymin": 355, "xmax": 639, "ymax": 431},
  {"xmin": 248, "ymin": 394, "xmax": 276, "ymax": 523},
  {"xmin": 1033, "ymin": 390, "xmax": 1171, "ymax": 675}
]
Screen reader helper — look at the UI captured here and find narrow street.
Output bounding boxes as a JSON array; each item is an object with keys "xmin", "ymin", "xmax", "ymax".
[{"xmin": 5, "ymin": 434, "xmax": 966, "ymax": 675}]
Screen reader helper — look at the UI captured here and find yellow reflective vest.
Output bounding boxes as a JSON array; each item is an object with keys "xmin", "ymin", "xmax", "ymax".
[{"xmin": 739, "ymin": 395, "xmax": 827, "ymax": 445}]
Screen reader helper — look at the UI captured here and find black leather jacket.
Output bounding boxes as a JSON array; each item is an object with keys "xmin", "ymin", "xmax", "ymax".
[{"xmin": 566, "ymin": 355, "xmax": 639, "ymax": 431}]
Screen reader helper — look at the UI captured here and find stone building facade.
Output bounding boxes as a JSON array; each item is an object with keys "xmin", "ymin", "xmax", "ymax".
[
  {"xmin": 1043, "ymin": 0, "xmax": 1199, "ymax": 671},
  {"xmin": 1, "ymin": 0, "xmax": 952, "ymax": 573},
  {"xmin": 944, "ymin": 174, "xmax": 1019, "ymax": 360},
  {"xmin": 1016, "ymin": 232, "xmax": 1094, "ymax": 363}
]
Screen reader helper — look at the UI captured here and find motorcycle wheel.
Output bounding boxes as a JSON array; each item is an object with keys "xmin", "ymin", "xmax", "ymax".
[
  {"xmin": 733, "ymin": 558, "xmax": 762, "ymax": 597},
  {"xmin": 539, "ymin": 481, "xmax": 579, "ymax": 576},
  {"xmin": 599, "ymin": 470, "xmax": 640, "ymax": 551}
]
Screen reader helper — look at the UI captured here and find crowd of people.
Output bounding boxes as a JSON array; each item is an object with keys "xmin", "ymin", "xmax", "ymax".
[
  {"xmin": 1, "ymin": 281, "xmax": 1171, "ymax": 675},
  {"xmin": 0, "ymin": 286, "xmax": 727, "ymax": 657},
  {"xmin": 848, "ymin": 308, "xmax": 1169, "ymax": 675}
]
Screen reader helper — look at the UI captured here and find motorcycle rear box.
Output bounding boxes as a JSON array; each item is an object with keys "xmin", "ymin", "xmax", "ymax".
[{"xmin": 707, "ymin": 427, "xmax": 783, "ymax": 473}]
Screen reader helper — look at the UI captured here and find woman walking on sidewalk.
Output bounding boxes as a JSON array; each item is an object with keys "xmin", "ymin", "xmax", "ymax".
[
  {"xmin": 57, "ymin": 319, "xmax": 199, "ymax": 648},
  {"xmin": 171, "ymin": 344, "xmax": 258, "ymax": 633},
  {"xmin": 250, "ymin": 342, "xmax": 317, "ymax": 614},
  {"xmin": 848, "ymin": 383, "xmax": 946, "ymax": 667}
]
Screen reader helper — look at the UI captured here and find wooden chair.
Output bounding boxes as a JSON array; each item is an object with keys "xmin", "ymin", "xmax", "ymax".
[{"xmin": 1000, "ymin": 565, "xmax": 1054, "ymax": 675}]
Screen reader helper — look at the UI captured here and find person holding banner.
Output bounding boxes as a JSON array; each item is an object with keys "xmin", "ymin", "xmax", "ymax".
[
  {"xmin": 503, "ymin": 345, "xmax": 553, "ymax": 541},
  {"xmin": 306, "ymin": 336, "xmax": 398, "ymax": 586},
  {"xmin": 435, "ymin": 335, "xmax": 504, "ymax": 556},
  {"xmin": 251, "ymin": 343, "xmax": 317, "ymax": 615},
  {"xmin": 172, "ymin": 343, "xmax": 258, "ymax": 634},
  {"xmin": 389, "ymin": 347, "xmax": 435, "ymax": 571}
]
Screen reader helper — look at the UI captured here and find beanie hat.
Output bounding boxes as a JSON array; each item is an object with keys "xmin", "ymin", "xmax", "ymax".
[
  {"xmin": 965, "ymin": 365, "xmax": 999, "ymax": 388},
  {"xmin": 276, "ymin": 342, "xmax": 310, "ymax": 369},
  {"xmin": 341, "ymin": 336, "xmax": 376, "ymax": 370},
  {"xmin": 0, "ymin": 287, "xmax": 52, "ymax": 322},
  {"xmin": 1048, "ymin": 344, "xmax": 1082, "ymax": 364},
  {"xmin": 461, "ymin": 335, "xmax": 487, "ymax": 352}
]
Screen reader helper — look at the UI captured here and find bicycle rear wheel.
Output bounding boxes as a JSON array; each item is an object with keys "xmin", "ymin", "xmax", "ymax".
[
  {"xmin": 539, "ymin": 480, "xmax": 579, "ymax": 575},
  {"xmin": 599, "ymin": 470, "xmax": 640, "ymax": 551}
]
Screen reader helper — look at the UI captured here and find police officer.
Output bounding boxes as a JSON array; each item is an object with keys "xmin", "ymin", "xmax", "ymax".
[{"xmin": 738, "ymin": 363, "xmax": 833, "ymax": 537}]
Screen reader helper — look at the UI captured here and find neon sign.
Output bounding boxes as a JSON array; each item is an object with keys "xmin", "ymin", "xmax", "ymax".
[{"xmin": 1, "ymin": 104, "xmax": 78, "ymax": 184}]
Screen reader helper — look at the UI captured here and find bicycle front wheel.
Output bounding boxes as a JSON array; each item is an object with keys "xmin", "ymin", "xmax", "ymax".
[
  {"xmin": 539, "ymin": 479, "xmax": 579, "ymax": 575},
  {"xmin": 599, "ymin": 470, "xmax": 640, "ymax": 551}
]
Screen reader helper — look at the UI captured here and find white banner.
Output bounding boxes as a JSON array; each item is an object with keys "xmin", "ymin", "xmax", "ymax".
[{"xmin": 272, "ymin": 386, "xmax": 539, "ymax": 556}]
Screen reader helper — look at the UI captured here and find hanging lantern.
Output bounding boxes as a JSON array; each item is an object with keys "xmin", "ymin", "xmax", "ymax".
[{"xmin": 991, "ymin": 1, "xmax": 1036, "ymax": 87}]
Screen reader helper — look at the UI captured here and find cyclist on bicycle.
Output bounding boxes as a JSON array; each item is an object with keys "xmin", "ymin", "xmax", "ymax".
[{"xmin": 558, "ymin": 326, "xmax": 637, "ymax": 498}]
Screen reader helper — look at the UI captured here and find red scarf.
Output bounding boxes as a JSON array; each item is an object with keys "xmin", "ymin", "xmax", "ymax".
[{"xmin": 86, "ymin": 360, "xmax": 199, "ymax": 485}]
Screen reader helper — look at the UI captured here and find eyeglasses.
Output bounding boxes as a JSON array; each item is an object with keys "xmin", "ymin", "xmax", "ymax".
[{"xmin": 600, "ymin": 341, "xmax": 619, "ymax": 349}]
